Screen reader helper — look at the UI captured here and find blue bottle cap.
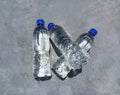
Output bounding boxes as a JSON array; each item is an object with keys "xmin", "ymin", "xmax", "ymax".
[
  {"xmin": 48, "ymin": 22, "xmax": 54, "ymax": 30},
  {"xmin": 36, "ymin": 19, "xmax": 45, "ymax": 26},
  {"xmin": 88, "ymin": 28, "xmax": 98, "ymax": 36}
]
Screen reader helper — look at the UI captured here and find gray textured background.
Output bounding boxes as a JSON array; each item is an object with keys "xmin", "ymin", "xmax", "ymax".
[{"xmin": 0, "ymin": 0, "xmax": 120, "ymax": 95}]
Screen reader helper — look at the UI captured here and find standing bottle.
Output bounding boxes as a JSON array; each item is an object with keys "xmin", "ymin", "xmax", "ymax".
[
  {"xmin": 48, "ymin": 22, "xmax": 89, "ymax": 79},
  {"xmin": 33, "ymin": 19, "xmax": 51, "ymax": 80}
]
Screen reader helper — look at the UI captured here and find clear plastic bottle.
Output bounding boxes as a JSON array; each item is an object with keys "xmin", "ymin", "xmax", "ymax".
[
  {"xmin": 33, "ymin": 19, "xmax": 51, "ymax": 80},
  {"xmin": 48, "ymin": 23, "xmax": 90, "ymax": 79},
  {"xmin": 68, "ymin": 28, "xmax": 98, "ymax": 77}
]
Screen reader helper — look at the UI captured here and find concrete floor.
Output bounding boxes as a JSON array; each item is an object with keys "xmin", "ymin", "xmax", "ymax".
[{"xmin": 0, "ymin": 0, "xmax": 120, "ymax": 95}]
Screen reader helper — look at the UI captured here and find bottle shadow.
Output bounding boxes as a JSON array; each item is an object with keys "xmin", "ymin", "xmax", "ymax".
[
  {"xmin": 67, "ymin": 68, "xmax": 82, "ymax": 78},
  {"xmin": 35, "ymin": 76, "xmax": 52, "ymax": 81},
  {"xmin": 50, "ymin": 39, "xmax": 62, "ymax": 56}
]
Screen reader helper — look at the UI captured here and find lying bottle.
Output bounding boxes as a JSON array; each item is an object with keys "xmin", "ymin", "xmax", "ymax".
[
  {"xmin": 52, "ymin": 28, "xmax": 97, "ymax": 79},
  {"xmin": 33, "ymin": 19, "xmax": 51, "ymax": 80},
  {"xmin": 68, "ymin": 28, "xmax": 98, "ymax": 78},
  {"xmin": 48, "ymin": 22, "xmax": 90, "ymax": 79}
]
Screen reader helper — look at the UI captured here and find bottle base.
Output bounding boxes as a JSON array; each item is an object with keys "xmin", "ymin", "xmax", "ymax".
[{"xmin": 52, "ymin": 68, "xmax": 67, "ymax": 80}]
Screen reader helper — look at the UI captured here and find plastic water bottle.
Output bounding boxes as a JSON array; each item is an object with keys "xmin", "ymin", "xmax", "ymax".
[
  {"xmin": 48, "ymin": 23, "xmax": 90, "ymax": 79},
  {"xmin": 33, "ymin": 19, "xmax": 51, "ymax": 80},
  {"xmin": 68, "ymin": 28, "xmax": 98, "ymax": 77}
]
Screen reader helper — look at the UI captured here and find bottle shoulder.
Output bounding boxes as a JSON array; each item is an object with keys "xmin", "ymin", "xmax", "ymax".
[
  {"xmin": 76, "ymin": 33, "xmax": 94, "ymax": 43},
  {"xmin": 49, "ymin": 25, "xmax": 65, "ymax": 33},
  {"xmin": 34, "ymin": 25, "xmax": 47, "ymax": 32},
  {"xmin": 34, "ymin": 27, "xmax": 48, "ymax": 36},
  {"xmin": 79, "ymin": 33, "xmax": 94, "ymax": 39}
]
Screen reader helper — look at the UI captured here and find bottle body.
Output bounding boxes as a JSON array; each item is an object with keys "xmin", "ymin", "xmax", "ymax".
[
  {"xmin": 49, "ymin": 24, "xmax": 89, "ymax": 79},
  {"xmin": 33, "ymin": 25, "xmax": 51, "ymax": 80}
]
